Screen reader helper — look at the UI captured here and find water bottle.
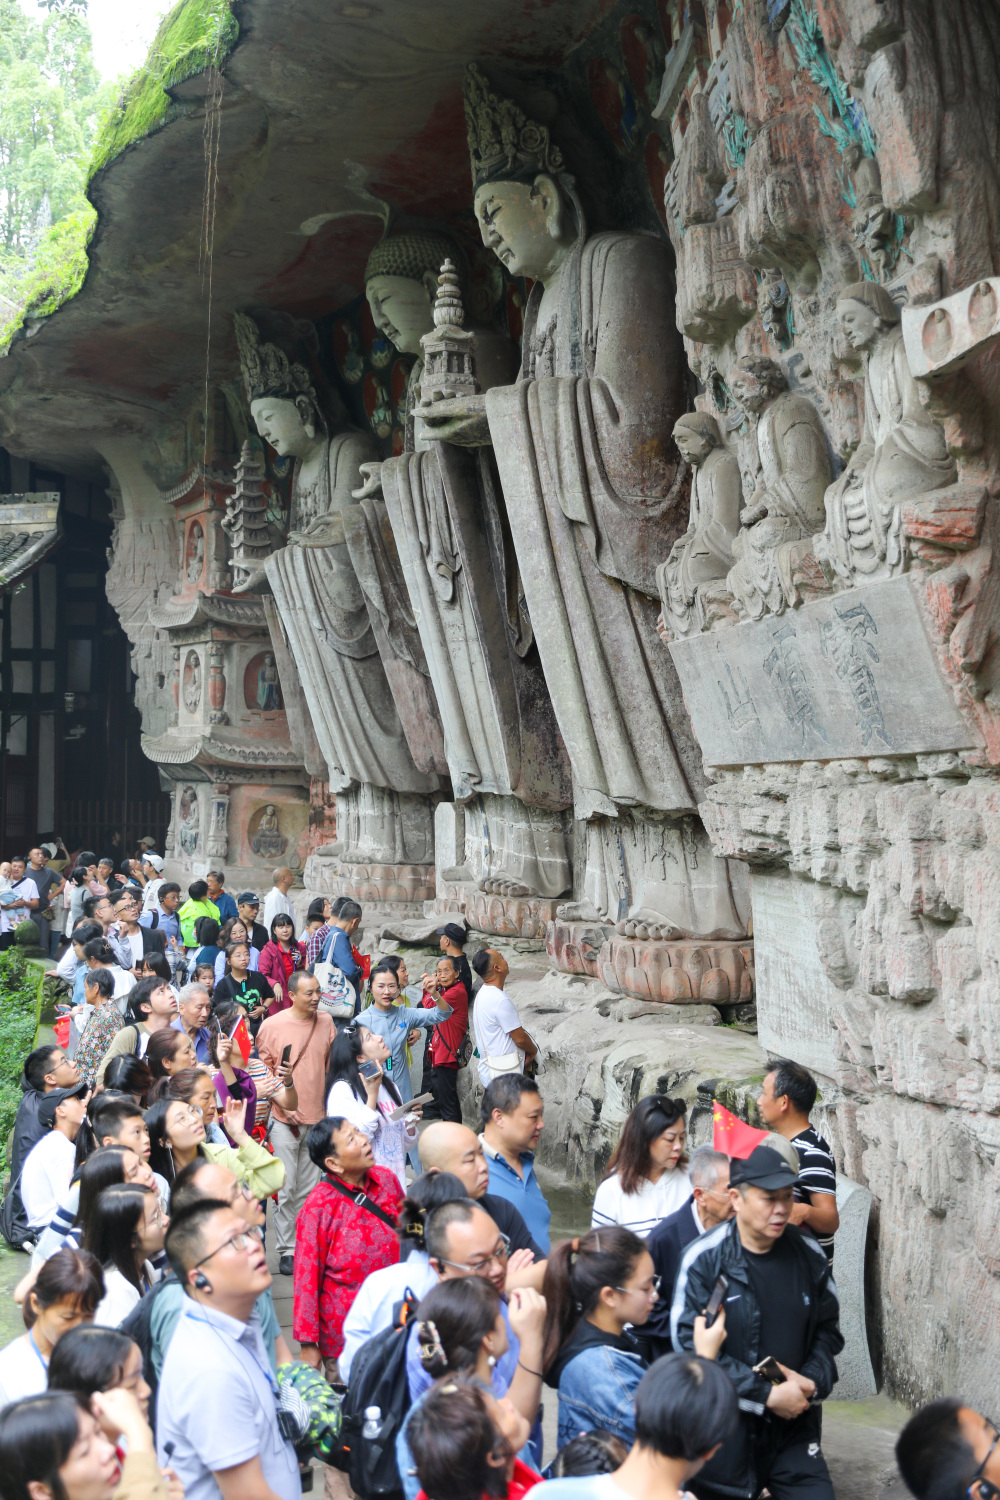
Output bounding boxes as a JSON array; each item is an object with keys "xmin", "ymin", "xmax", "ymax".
[{"xmin": 362, "ymin": 1406, "xmax": 382, "ymax": 1441}]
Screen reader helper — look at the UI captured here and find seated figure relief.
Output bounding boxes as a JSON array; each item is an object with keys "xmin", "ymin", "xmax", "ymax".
[
  {"xmin": 816, "ymin": 281, "xmax": 957, "ymax": 585},
  {"xmin": 656, "ymin": 412, "xmax": 742, "ymax": 641},
  {"xmin": 725, "ymin": 355, "xmax": 833, "ymax": 621}
]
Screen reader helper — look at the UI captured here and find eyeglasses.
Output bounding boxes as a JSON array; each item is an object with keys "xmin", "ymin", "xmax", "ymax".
[
  {"xmin": 171, "ymin": 1105, "xmax": 203, "ymax": 1123},
  {"xmin": 192, "ymin": 1224, "xmax": 264, "ymax": 1271},
  {"xmin": 614, "ymin": 1275, "xmax": 661, "ymax": 1297},
  {"xmin": 436, "ymin": 1232, "xmax": 511, "ymax": 1277},
  {"xmin": 227, "ymin": 1180, "xmax": 257, "ymax": 1204},
  {"xmin": 968, "ymin": 1423, "xmax": 1000, "ymax": 1500}
]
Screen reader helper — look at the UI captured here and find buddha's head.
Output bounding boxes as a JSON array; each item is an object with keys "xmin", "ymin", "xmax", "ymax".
[
  {"xmin": 235, "ymin": 309, "xmax": 328, "ymax": 457},
  {"xmin": 364, "ymin": 231, "xmax": 458, "ymax": 355},
  {"xmin": 473, "ymin": 175, "xmax": 577, "ymax": 284},
  {"xmin": 465, "ymin": 64, "xmax": 580, "ymax": 288},
  {"xmin": 729, "ymin": 355, "xmax": 788, "ymax": 415},
  {"xmin": 836, "ymin": 280, "xmax": 900, "ymax": 352},
  {"xmin": 249, "ymin": 395, "xmax": 319, "ymax": 458},
  {"xmin": 673, "ymin": 412, "xmax": 723, "ymax": 468}
]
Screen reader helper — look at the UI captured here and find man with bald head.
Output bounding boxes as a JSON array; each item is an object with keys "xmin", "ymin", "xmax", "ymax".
[{"xmin": 419, "ymin": 1120, "xmax": 546, "ymax": 1264}]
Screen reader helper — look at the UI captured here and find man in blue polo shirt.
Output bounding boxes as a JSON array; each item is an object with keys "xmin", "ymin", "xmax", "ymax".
[
  {"xmin": 479, "ymin": 1073, "xmax": 551, "ymax": 1255},
  {"xmin": 158, "ymin": 1199, "xmax": 301, "ymax": 1500}
]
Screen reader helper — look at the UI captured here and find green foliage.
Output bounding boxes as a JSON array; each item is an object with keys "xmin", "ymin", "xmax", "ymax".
[
  {"xmin": 0, "ymin": 950, "xmax": 41, "ymax": 1178},
  {"xmin": 88, "ymin": 0, "xmax": 238, "ymax": 181},
  {"xmin": 0, "ymin": 0, "xmax": 105, "ymax": 256}
]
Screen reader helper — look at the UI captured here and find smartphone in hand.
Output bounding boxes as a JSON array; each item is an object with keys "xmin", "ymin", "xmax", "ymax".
[{"xmin": 280, "ymin": 1043, "xmax": 292, "ymax": 1067}]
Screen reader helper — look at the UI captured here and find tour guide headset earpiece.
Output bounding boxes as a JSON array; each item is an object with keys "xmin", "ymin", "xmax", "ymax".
[{"xmin": 193, "ymin": 1269, "xmax": 213, "ymax": 1293}]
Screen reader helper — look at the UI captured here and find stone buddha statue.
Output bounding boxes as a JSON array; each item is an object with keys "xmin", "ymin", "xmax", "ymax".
[
  {"xmin": 725, "ymin": 355, "xmax": 833, "ymax": 620},
  {"xmin": 816, "ymin": 281, "xmax": 956, "ymax": 584},
  {"xmin": 363, "ymin": 228, "xmax": 573, "ymax": 905},
  {"xmin": 466, "ymin": 64, "xmax": 743, "ymax": 940},
  {"xmin": 656, "ymin": 412, "xmax": 742, "ymax": 641},
  {"xmin": 234, "ymin": 310, "xmax": 440, "ymax": 868}
]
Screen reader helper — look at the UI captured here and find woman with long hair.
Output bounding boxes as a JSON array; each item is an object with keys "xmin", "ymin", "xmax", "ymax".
[
  {"xmin": 145, "ymin": 1028, "xmax": 197, "ymax": 1083},
  {"xmin": 0, "ymin": 1250, "xmax": 104, "ymax": 1409},
  {"xmin": 0, "ymin": 1388, "xmax": 166, "ymax": 1500},
  {"xmin": 591, "ymin": 1095, "xmax": 691, "ymax": 1237},
  {"xmin": 29, "ymin": 1146, "xmax": 157, "ymax": 1275},
  {"xmin": 82, "ymin": 1185, "xmax": 167, "ymax": 1327},
  {"xmin": 542, "ymin": 1226, "xmax": 658, "ymax": 1448},
  {"xmin": 144, "ymin": 1093, "xmax": 285, "ymax": 1200},
  {"xmin": 258, "ymin": 913, "xmax": 305, "ymax": 1014},
  {"xmin": 340, "ymin": 1171, "xmax": 467, "ymax": 1381},
  {"xmin": 212, "ymin": 943, "xmax": 273, "ymax": 1032},
  {"xmin": 407, "ymin": 1373, "xmax": 538, "ymax": 1500},
  {"xmin": 324, "ymin": 1021, "xmax": 416, "ymax": 1189}
]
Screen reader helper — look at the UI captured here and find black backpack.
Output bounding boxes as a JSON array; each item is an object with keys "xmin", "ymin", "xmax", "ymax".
[
  {"xmin": 118, "ymin": 1272, "xmax": 179, "ymax": 1428},
  {"xmin": 328, "ymin": 1290, "xmax": 419, "ymax": 1498}
]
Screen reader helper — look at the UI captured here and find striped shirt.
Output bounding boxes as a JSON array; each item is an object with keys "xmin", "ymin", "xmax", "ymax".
[{"xmin": 792, "ymin": 1125, "xmax": 837, "ymax": 1259}]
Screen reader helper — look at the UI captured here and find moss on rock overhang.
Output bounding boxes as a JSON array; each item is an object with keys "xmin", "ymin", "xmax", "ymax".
[
  {"xmin": 0, "ymin": 207, "xmax": 98, "ymax": 354},
  {"xmin": 89, "ymin": 0, "xmax": 239, "ymax": 181},
  {"xmin": 0, "ymin": 0, "xmax": 238, "ymax": 355}
]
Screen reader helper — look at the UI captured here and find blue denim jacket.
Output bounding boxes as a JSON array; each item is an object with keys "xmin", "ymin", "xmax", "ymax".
[{"xmin": 554, "ymin": 1340, "xmax": 645, "ymax": 1450}]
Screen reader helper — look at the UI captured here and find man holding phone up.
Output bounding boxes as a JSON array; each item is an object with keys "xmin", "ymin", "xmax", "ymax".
[
  {"xmin": 671, "ymin": 1145, "xmax": 843, "ymax": 1500},
  {"xmin": 258, "ymin": 971, "xmax": 334, "ymax": 1277}
]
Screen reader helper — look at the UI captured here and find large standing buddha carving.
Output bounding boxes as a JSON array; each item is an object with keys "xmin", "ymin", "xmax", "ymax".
[
  {"xmin": 234, "ymin": 311, "xmax": 439, "ymax": 892},
  {"xmin": 464, "ymin": 65, "xmax": 744, "ymax": 941}
]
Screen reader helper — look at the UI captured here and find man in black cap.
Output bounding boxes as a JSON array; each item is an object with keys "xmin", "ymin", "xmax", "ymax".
[
  {"xmin": 237, "ymin": 891, "xmax": 269, "ymax": 957},
  {"xmin": 671, "ymin": 1144, "xmax": 843, "ymax": 1500},
  {"xmin": 438, "ymin": 921, "xmax": 473, "ymax": 1006}
]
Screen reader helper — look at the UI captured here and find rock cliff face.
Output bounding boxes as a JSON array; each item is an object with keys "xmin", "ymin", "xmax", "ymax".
[
  {"xmin": 652, "ymin": 0, "xmax": 1000, "ymax": 1407},
  {"xmin": 4, "ymin": 0, "xmax": 1000, "ymax": 1408}
]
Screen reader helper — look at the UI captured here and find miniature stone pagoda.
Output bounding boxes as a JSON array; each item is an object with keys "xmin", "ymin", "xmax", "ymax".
[{"xmin": 419, "ymin": 258, "xmax": 478, "ymax": 407}]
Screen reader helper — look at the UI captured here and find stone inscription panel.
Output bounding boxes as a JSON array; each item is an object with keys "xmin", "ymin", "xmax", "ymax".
[
  {"xmin": 752, "ymin": 869, "xmax": 860, "ymax": 1081},
  {"xmin": 669, "ymin": 576, "xmax": 974, "ymax": 765}
]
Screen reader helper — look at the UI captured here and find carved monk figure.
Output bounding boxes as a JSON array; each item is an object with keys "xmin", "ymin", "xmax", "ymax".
[
  {"xmin": 656, "ymin": 412, "xmax": 742, "ymax": 640},
  {"xmin": 466, "ymin": 65, "xmax": 742, "ymax": 938},
  {"xmin": 817, "ymin": 281, "xmax": 956, "ymax": 583},
  {"xmin": 234, "ymin": 310, "xmax": 438, "ymax": 806},
  {"xmin": 725, "ymin": 355, "xmax": 832, "ymax": 620},
  {"xmin": 367, "ymin": 228, "xmax": 573, "ymax": 902}
]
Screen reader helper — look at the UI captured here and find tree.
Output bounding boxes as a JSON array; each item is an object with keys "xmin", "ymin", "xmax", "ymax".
[{"xmin": 0, "ymin": 0, "xmax": 107, "ymax": 263}]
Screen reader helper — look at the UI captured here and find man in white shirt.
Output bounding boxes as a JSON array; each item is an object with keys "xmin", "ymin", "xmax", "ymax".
[
  {"xmin": 470, "ymin": 948, "xmax": 537, "ymax": 1086},
  {"xmin": 0, "ymin": 856, "xmax": 40, "ymax": 950},
  {"xmin": 262, "ymin": 867, "xmax": 294, "ymax": 930},
  {"xmin": 21, "ymin": 1082, "xmax": 89, "ymax": 1233},
  {"xmin": 158, "ymin": 1200, "xmax": 301, "ymax": 1500},
  {"xmin": 140, "ymin": 853, "xmax": 166, "ymax": 911}
]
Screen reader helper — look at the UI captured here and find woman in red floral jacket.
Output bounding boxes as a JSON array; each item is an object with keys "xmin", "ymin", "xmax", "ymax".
[{"xmin": 292, "ymin": 1113, "xmax": 405, "ymax": 1379}]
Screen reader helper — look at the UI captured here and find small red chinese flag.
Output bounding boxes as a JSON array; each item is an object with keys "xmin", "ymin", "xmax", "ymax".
[
  {"xmin": 230, "ymin": 1014, "xmax": 252, "ymax": 1067},
  {"xmin": 713, "ymin": 1101, "xmax": 769, "ymax": 1159}
]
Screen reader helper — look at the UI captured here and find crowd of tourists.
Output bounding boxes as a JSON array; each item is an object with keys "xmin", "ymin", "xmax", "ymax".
[{"xmin": 0, "ymin": 849, "xmax": 987, "ymax": 1500}]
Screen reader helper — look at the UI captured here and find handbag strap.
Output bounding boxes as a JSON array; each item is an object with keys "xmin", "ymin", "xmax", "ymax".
[{"xmin": 323, "ymin": 1172, "xmax": 398, "ymax": 1230}]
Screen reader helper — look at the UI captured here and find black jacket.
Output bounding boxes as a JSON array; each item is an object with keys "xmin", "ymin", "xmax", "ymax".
[
  {"xmin": 0, "ymin": 1087, "xmax": 45, "ymax": 1246},
  {"xmin": 671, "ymin": 1218, "xmax": 843, "ymax": 1499},
  {"xmin": 643, "ymin": 1196, "xmax": 702, "ymax": 1354}
]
